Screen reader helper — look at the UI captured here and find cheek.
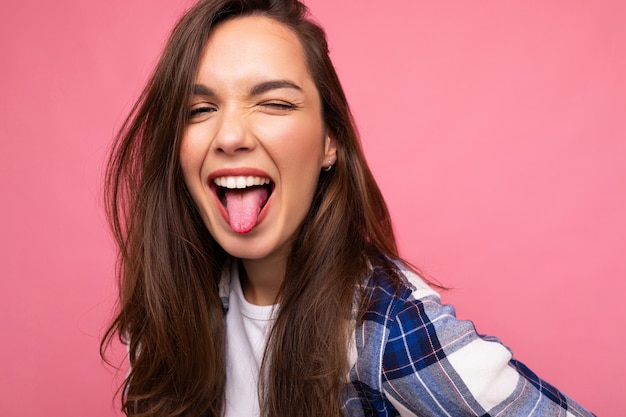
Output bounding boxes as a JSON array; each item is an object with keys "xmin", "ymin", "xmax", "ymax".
[
  {"xmin": 259, "ymin": 118, "xmax": 326, "ymax": 169},
  {"xmin": 179, "ymin": 131, "xmax": 207, "ymax": 183}
]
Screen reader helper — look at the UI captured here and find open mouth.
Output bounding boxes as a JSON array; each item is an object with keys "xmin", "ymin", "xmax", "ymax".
[
  {"xmin": 211, "ymin": 175, "xmax": 275, "ymax": 233},
  {"xmin": 213, "ymin": 175, "xmax": 274, "ymax": 208}
]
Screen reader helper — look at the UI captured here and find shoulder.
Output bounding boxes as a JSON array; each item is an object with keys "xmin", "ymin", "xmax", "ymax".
[
  {"xmin": 351, "ymin": 260, "xmax": 472, "ymax": 384},
  {"xmin": 362, "ymin": 260, "xmax": 483, "ymax": 370},
  {"xmin": 362, "ymin": 259, "xmax": 451, "ymax": 328},
  {"xmin": 349, "ymin": 260, "xmax": 487, "ymax": 415}
]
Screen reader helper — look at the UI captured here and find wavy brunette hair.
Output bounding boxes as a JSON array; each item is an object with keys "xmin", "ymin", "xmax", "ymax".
[{"xmin": 101, "ymin": 0, "xmax": 404, "ymax": 416}]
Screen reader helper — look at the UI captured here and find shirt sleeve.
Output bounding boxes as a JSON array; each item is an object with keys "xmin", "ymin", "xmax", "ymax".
[{"xmin": 379, "ymin": 273, "xmax": 595, "ymax": 417}]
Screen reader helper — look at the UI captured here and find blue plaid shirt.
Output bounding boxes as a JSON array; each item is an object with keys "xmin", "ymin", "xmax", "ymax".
[
  {"xmin": 219, "ymin": 260, "xmax": 595, "ymax": 416},
  {"xmin": 341, "ymin": 262, "xmax": 595, "ymax": 416}
]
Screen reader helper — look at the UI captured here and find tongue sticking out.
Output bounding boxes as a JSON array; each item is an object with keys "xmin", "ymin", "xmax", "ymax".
[{"xmin": 224, "ymin": 187, "xmax": 269, "ymax": 234}]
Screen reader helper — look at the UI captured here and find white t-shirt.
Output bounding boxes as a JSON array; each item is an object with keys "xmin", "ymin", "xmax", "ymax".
[{"xmin": 223, "ymin": 263, "xmax": 275, "ymax": 417}]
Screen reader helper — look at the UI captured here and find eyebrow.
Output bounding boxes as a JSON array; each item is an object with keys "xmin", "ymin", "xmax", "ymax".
[
  {"xmin": 191, "ymin": 80, "xmax": 303, "ymax": 97},
  {"xmin": 192, "ymin": 84, "xmax": 215, "ymax": 97},
  {"xmin": 249, "ymin": 80, "xmax": 303, "ymax": 96}
]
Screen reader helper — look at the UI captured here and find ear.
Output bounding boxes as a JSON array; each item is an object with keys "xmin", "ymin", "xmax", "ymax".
[{"xmin": 323, "ymin": 133, "xmax": 337, "ymax": 166}]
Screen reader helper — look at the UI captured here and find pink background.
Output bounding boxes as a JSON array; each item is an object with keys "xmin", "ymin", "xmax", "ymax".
[{"xmin": 1, "ymin": 0, "xmax": 623, "ymax": 415}]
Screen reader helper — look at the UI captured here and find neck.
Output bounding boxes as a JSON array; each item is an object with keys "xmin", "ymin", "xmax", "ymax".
[{"xmin": 239, "ymin": 254, "xmax": 286, "ymax": 306}]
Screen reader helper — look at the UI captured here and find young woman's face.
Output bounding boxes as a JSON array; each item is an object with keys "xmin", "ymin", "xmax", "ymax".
[{"xmin": 180, "ymin": 15, "xmax": 336, "ymax": 267}]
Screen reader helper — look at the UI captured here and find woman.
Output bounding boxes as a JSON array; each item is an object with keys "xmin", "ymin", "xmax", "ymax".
[{"xmin": 101, "ymin": 0, "xmax": 595, "ymax": 416}]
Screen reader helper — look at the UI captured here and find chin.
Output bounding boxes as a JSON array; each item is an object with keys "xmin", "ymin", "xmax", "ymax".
[{"xmin": 213, "ymin": 232, "xmax": 282, "ymax": 262}]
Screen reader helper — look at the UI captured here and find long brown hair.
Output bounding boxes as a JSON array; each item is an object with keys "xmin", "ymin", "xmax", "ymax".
[{"xmin": 101, "ymin": 0, "xmax": 402, "ymax": 416}]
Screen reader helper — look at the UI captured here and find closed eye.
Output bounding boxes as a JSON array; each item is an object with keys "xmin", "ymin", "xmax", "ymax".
[{"xmin": 260, "ymin": 101, "xmax": 297, "ymax": 111}]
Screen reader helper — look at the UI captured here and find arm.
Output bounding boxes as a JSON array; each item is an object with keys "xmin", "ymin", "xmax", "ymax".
[{"xmin": 380, "ymin": 273, "xmax": 595, "ymax": 416}]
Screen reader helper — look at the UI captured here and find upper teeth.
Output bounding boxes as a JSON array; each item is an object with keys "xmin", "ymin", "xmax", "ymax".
[{"xmin": 213, "ymin": 176, "xmax": 271, "ymax": 189}]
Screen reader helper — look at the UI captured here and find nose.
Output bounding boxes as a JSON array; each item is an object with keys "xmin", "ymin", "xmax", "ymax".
[{"xmin": 212, "ymin": 108, "xmax": 256, "ymax": 155}]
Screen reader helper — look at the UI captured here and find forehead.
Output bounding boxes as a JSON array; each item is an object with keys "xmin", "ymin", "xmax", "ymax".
[{"xmin": 197, "ymin": 15, "xmax": 311, "ymax": 85}]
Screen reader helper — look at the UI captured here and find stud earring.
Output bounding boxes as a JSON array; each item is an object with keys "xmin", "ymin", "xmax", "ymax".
[{"xmin": 323, "ymin": 159, "xmax": 333, "ymax": 172}]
